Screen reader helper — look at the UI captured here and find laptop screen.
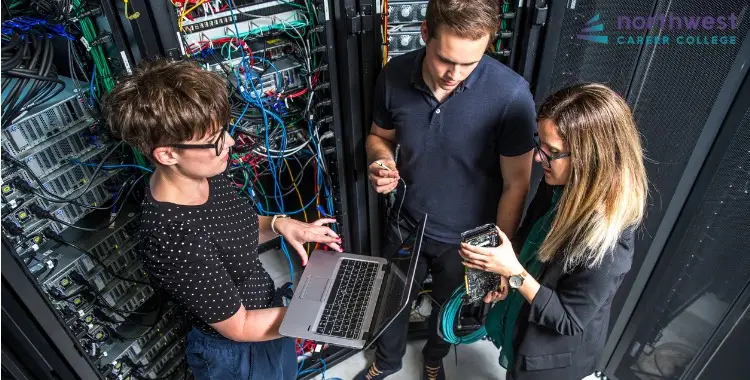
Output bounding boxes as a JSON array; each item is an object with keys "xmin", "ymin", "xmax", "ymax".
[
  {"xmin": 392, "ymin": 218, "xmax": 426, "ymax": 306},
  {"xmin": 366, "ymin": 216, "xmax": 427, "ymax": 344}
]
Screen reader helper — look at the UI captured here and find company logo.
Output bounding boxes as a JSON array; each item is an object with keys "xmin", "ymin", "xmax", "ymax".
[
  {"xmin": 576, "ymin": 12, "xmax": 741, "ymax": 46},
  {"xmin": 577, "ymin": 14, "xmax": 608, "ymax": 44}
]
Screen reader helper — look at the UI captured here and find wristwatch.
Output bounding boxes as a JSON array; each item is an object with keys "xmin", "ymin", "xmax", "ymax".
[
  {"xmin": 271, "ymin": 214, "xmax": 290, "ymax": 235},
  {"xmin": 509, "ymin": 270, "xmax": 528, "ymax": 289}
]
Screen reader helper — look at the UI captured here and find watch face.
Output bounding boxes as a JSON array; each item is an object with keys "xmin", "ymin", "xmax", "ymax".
[{"xmin": 509, "ymin": 276, "xmax": 523, "ymax": 288}]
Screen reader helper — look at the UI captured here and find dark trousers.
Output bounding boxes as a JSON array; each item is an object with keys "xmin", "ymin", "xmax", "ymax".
[
  {"xmin": 185, "ymin": 328, "xmax": 297, "ymax": 380},
  {"xmin": 374, "ymin": 215, "xmax": 465, "ymax": 370}
]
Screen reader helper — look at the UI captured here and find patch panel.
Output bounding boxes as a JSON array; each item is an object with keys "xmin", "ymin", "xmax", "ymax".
[
  {"xmin": 11, "ymin": 121, "xmax": 108, "ymax": 178},
  {"xmin": 204, "ymin": 36, "xmax": 294, "ymax": 73},
  {"xmin": 180, "ymin": 0, "xmax": 301, "ymax": 40},
  {"xmin": 2, "ymin": 76, "xmax": 91, "ymax": 156},
  {"xmin": 387, "ymin": 1, "xmax": 428, "ymax": 25}
]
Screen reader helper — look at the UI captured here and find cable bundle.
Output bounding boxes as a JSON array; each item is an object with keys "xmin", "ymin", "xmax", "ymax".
[
  {"xmin": 1, "ymin": 17, "xmax": 68, "ymax": 128},
  {"xmin": 438, "ymin": 286, "xmax": 487, "ymax": 345},
  {"xmin": 182, "ymin": 0, "xmax": 337, "ymax": 283}
]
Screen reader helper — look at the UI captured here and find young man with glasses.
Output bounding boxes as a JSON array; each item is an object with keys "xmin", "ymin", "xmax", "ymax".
[{"xmin": 361, "ymin": 0, "xmax": 537, "ymax": 379}]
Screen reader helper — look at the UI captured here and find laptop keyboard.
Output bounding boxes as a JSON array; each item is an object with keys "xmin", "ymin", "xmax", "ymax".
[{"xmin": 316, "ymin": 259, "xmax": 379, "ymax": 339}]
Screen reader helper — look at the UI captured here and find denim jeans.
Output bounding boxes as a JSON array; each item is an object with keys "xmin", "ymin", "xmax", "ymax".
[{"xmin": 185, "ymin": 327, "xmax": 297, "ymax": 380}]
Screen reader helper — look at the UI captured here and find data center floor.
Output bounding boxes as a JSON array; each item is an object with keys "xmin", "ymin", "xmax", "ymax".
[{"xmin": 260, "ymin": 248, "xmax": 599, "ymax": 380}]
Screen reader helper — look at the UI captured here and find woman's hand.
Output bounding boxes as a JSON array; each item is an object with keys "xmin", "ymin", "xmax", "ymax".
[
  {"xmin": 459, "ymin": 227, "xmax": 524, "ymax": 278},
  {"xmin": 274, "ymin": 218, "xmax": 343, "ymax": 266},
  {"xmin": 483, "ymin": 276, "xmax": 510, "ymax": 304}
]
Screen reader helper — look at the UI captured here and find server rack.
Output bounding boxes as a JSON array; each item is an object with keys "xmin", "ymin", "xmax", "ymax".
[
  {"xmin": 6, "ymin": 1, "xmax": 748, "ymax": 379},
  {"xmin": 1, "ymin": 0, "xmax": 367, "ymax": 378},
  {"xmin": 532, "ymin": 1, "xmax": 750, "ymax": 379}
]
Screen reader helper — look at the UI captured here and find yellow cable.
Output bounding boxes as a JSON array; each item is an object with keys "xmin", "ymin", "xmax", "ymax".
[
  {"xmin": 179, "ymin": 0, "xmax": 207, "ymax": 32},
  {"xmin": 123, "ymin": 0, "xmax": 140, "ymax": 20},
  {"xmin": 284, "ymin": 158, "xmax": 310, "ymax": 254}
]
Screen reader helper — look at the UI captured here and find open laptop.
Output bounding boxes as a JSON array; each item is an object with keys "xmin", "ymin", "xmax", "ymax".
[{"xmin": 280, "ymin": 216, "xmax": 427, "ymax": 349}]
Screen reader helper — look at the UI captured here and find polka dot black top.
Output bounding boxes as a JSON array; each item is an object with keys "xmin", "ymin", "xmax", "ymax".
[{"xmin": 138, "ymin": 174, "xmax": 275, "ymax": 334}]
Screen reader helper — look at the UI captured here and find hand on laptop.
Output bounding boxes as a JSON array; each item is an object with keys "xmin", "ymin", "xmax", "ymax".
[
  {"xmin": 274, "ymin": 218, "xmax": 343, "ymax": 265},
  {"xmin": 368, "ymin": 159, "xmax": 399, "ymax": 194}
]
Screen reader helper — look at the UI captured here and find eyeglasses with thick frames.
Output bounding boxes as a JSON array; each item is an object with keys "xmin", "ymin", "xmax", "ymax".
[
  {"xmin": 534, "ymin": 132, "xmax": 570, "ymax": 169},
  {"xmin": 167, "ymin": 126, "xmax": 228, "ymax": 157}
]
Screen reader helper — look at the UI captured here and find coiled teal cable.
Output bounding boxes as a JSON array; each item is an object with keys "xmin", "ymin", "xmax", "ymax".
[{"xmin": 438, "ymin": 286, "xmax": 487, "ymax": 344}]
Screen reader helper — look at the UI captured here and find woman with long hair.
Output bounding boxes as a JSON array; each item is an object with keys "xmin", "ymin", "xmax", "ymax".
[{"xmin": 459, "ymin": 83, "xmax": 648, "ymax": 380}]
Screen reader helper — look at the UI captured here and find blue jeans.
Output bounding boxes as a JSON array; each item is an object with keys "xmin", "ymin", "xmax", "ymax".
[{"xmin": 185, "ymin": 328, "xmax": 297, "ymax": 380}]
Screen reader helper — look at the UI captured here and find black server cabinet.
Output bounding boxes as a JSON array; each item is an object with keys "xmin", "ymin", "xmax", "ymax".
[
  {"xmin": 532, "ymin": 0, "xmax": 750, "ymax": 379},
  {"xmin": 605, "ymin": 61, "xmax": 750, "ymax": 380},
  {"xmin": 1, "ymin": 0, "xmax": 376, "ymax": 378}
]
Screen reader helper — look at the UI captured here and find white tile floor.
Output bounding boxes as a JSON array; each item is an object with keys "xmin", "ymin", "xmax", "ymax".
[
  {"xmin": 309, "ymin": 339, "xmax": 506, "ymax": 380},
  {"xmin": 260, "ymin": 249, "xmax": 600, "ymax": 380}
]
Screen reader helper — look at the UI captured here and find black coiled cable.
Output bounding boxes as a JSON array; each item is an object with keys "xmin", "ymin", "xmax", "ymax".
[{"xmin": 1, "ymin": 25, "xmax": 64, "ymax": 128}]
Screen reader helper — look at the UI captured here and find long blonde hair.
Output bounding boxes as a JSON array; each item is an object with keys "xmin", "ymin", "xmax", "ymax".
[{"xmin": 537, "ymin": 83, "xmax": 648, "ymax": 272}]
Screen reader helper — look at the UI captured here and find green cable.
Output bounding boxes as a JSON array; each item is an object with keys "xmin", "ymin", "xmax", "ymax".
[
  {"xmin": 438, "ymin": 286, "xmax": 487, "ymax": 345},
  {"xmin": 279, "ymin": 0, "xmax": 306, "ymax": 10},
  {"xmin": 73, "ymin": 0, "xmax": 148, "ymax": 167}
]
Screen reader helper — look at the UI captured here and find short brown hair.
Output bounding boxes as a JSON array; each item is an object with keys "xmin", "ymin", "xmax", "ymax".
[
  {"xmin": 425, "ymin": 0, "xmax": 498, "ymax": 40},
  {"xmin": 102, "ymin": 59, "xmax": 229, "ymax": 157}
]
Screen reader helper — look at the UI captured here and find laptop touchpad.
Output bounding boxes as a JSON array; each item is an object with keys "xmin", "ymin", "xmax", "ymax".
[{"xmin": 301, "ymin": 276, "xmax": 329, "ymax": 301}]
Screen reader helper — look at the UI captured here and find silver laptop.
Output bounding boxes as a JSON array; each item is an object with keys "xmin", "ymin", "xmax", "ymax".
[{"xmin": 279, "ymin": 216, "xmax": 427, "ymax": 349}]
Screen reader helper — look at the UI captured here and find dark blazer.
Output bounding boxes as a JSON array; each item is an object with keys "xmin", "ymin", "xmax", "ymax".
[{"xmin": 506, "ymin": 180, "xmax": 635, "ymax": 380}]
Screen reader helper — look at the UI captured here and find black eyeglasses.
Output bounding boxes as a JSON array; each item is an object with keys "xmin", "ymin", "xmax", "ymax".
[
  {"xmin": 534, "ymin": 132, "xmax": 570, "ymax": 169},
  {"xmin": 167, "ymin": 126, "xmax": 228, "ymax": 157}
]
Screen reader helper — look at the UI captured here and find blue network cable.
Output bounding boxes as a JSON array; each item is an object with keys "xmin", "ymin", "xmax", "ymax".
[
  {"xmin": 89, "ymin": 66, "xmax": 97, "ymax": 106},
  {"xmin": 71, "ymin": 160, "xmax": 153, "ymax": 173}
]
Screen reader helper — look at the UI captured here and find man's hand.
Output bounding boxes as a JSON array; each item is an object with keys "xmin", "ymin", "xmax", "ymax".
[
  {"xmin": 368, "ymin": 159, "xmax": 400, "ymax": 194},
  {"xmin": 483, "ymin": 276, "xmax": 510, "ymax": 303}
]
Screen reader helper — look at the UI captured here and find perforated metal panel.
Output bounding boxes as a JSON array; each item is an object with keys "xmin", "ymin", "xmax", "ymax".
[
  {"xmin": 614, "ymin": 102, "xmax": 750, "ymax": 380},
  {"xmin": 628, "ymin": 1, "xmax": 747, "ymax": 229},
  {"xmin": 539, "ymin": 0, "xmax": 656, "ymax": 101}
]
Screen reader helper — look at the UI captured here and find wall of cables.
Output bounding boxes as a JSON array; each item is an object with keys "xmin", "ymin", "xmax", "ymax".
[
  {"xmin": 2, "ymin": 2, "xmax": 188, "ymax": 380},
  {"xmin": 2, "ymin": 1, "xmax": 346, "ymax": 379}
]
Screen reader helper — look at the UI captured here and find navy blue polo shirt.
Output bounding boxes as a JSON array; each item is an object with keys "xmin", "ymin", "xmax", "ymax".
[{"xmin": 373, "ymin": 48, "xmax": 536, "ymax": 243}]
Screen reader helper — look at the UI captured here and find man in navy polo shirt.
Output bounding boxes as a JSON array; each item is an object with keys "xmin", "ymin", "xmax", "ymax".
[{"xmin": 358, "ymin": 0, "xmax": 536, "ymax": 379}]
